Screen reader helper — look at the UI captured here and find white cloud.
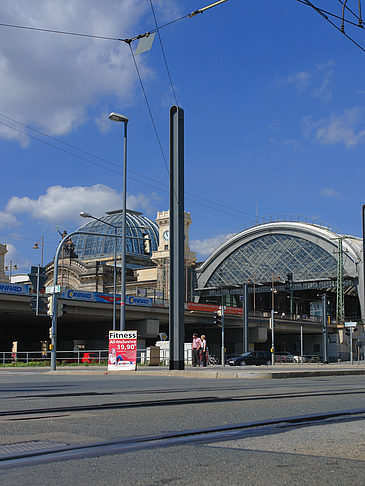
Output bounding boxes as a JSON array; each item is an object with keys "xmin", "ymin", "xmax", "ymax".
[
  {"xmin": 190, "ymin": 233, "xmax": 234, "ymax": 258},
  {"xmin": 3, "ymin": 243, "xmax": 18, "ymax": 262},
  {"xmin": 0, "ymin": 211, "xmax": 18, "ymax": 228},
  {"xmin": 0, "ymin": 0, "xmax": 178, "ymax": 140},
  {"xmin": 280, "ymin": 60, "xmax": 334, "ymax": 101},
  {"xmin": 6, "ymin": 184, "xmax": 160, "ymax": 224},
  {"xmin": 284, "ymin": 71, "xmax": 311, "ymax": 91},
  {"xmin": 313, "ymin": 60, "xmax": 334, "ymax": 102},
  {"xmin": 302, "ymin": 107, "xmax": 365, "ymax": 148},
  {"xmin": 320, "ymin": 188, "xmax": 341, "ymax": 198}
]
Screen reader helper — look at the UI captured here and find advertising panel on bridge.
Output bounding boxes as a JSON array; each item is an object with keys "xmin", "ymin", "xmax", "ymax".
[
  {"xmin": 108, "ymin": 330, "xmax": 137, "ymax": 371},
  {"xmin": 61, "ymin": 289, "xmax": 152, "ymax": 307},
  {"xmin": 0, "ymin": 282, "xmax": 30, "ymax": 296}
]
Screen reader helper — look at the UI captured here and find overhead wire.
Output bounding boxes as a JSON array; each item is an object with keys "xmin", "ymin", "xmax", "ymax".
[
  {"xmin": 0, "ymin": 117, "xmax": 257, "ymax": 223},
  {"xmin": 128, "ymin": 44, "xmax": 170, "ymax": 176},
  {"xmin": 297, "ymin": 0, "xmax": 365, "ymax": 53},
  {"xmin": 149, "ymin": 0, "xmax": 179, "ymax": 107},
  {"xmin": 0, "ymin": 1, "xmax": 260, "ymax": 228}
]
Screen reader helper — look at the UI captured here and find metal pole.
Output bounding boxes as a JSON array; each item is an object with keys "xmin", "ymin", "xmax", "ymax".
[
  {"xmin": 221, "ymin": 305, "xmax": 225, "ymax": 366},
  {"xmin": 169, "ymin": 106, "xmax": 185, "ymax": 370},
  {"xmin": 50, "ymin": 230, "xmax": 121, "ymax": 371},
  {"xmin": 322, "ymin": 293, "xmax": 328, "ymax": 364},
  {"xmin": 242, "ymin": 283, "xmax": 248, "ymax": 353},
  {"xmin": 271, "ymin": 309, "xmax": 275, "ymax": 366},
  {"xmin": 36, "ymin": 265, "xmax": 40, "ymax": 315},
  {"xmin": 120, "ymin": 121, "xmax": 128, "ymax": 331},
  {"xmin": 41, "ymin": 235, "xmax": 44, "ymax": 268},
  {"xmin": 113, "ymin": 226, "xmax": 116, "ymax": 330},
  {"xmin": 362, "ymin": 205, "xmax": 365, "ymax": 326},
  {"xmin": 350, "ymin": 327, "xmax": 353, "ymax": 365},
  {"xmin": 300, "ymin": 325, "xmax": 303, "ymax": 364}
]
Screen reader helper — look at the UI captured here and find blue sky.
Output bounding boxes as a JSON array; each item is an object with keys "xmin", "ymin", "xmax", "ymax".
[{"xmin": 1, "ymin": 0, "xmax": 365, "ymax": 273}]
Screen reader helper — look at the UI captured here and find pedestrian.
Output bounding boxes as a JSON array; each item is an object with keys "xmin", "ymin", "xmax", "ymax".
[
  {"xmin": 192, "ymin": 333, "xmax": 201, "ymax": 367},
  {"xmin": 200, "ymin": 334, "xmax": 207, "ymax": 367}
]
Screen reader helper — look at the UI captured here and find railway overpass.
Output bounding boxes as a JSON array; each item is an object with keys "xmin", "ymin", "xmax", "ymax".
[{"xmin": 0, "ymin": 290, "xmax": 335, "ymax": 358}]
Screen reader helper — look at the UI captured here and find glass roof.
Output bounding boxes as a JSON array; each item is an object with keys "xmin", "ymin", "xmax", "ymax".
[
  {"xmin": 206, "ymin": 233, "xmax": 338, "ymax": 286},
  {"xmin": 72, "ymin": 210, "xmax": 159, "ymax": 260}
]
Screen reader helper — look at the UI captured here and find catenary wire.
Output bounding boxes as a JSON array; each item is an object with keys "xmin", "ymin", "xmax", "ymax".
[
  {"xmin": 297, "ymin": 1, "xmax": 365, "ymax": 54},
  {"xmin": 149, "ymin": 0, "xmax": 179, "ymax": 107},
  {"xmin": 296, "ymin": 0, "xmax": 365, "ymax": 29},
  {"xmin": 0, "ymin": 116, "xmax": 257, "ymax": 219},
  {"xmin": 337, "ymin": 0, "xmax": 361, "ymax": 20},
  {"xmin": 128, "ymin": 44, "xmax": 170, "ymax": 175}
]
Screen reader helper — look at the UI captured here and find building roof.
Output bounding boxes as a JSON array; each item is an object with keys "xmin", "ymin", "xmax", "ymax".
[
  {"xmin": 197, "ymin": 221, "xmax": 362, "ymax": 289},
  {"xmin": 72, "ymin": 210, "xmax": 159, "ymax": 262}
]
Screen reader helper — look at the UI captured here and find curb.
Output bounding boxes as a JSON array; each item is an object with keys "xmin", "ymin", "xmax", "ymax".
[{"xmin": 46, "ymin": 366, "xmax": 365, "ymax": 379}]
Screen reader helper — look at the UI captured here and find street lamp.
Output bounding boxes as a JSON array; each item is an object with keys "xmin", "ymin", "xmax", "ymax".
[
  {"xmin": 109, "ymin": 112, "xmax": 129, "ymax": 331},
  {"xmin": 5, "ymin": 260, "xmax": 18, "ymax": 281},
  {"xmin": 80, "ymin": 211, "xmax": 118, "ymax": 331},
  {"xmin": 33, "ymin": 236, "xmax": 44, "ymax": 267},
  {"xmin": 271, "ymin": 273, "xmax": 280, "ymax": 365}
]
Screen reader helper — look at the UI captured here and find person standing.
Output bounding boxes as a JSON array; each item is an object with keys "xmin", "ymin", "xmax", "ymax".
[
  {"xmin": 200, "ymin": 334, "xmax": 207, "ymax": 367},
  {"xmin": 192, "ymin": 333, "xmax": 201, "ymax": 367}
]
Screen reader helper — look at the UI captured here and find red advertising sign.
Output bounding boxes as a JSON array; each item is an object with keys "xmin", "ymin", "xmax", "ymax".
[
  {"xmin": 187, "ymin": 302, "xmax": 243, "ymax": 315},
  {"xmin": 108, "ymin": 330, "xmax": 137, "ymax": 371}
]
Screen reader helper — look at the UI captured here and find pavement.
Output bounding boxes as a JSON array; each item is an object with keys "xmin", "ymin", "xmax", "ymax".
[{"xmin": 43, "ymin": 361, "xmax": 365, "ymax": 379}]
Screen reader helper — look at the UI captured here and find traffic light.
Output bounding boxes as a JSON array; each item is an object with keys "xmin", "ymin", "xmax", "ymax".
[
  {"xmin": 142, "ymin": 233, "xmax": 151, "ymax": 255},
  {"xmin": 47, "ymin": 296, "xmax": 53, "ymax": 316},
  {"xmin": 30, "ymin": 297, "xmax": 37, "ymax": 311},
  {"xmin": 28, "ymin": 266, "xmax": 47, "ymax": 294},
  {"xmin": 213, "ymin": 310, "xmax": 222, "ymax": 326},
  {"xmin": 58, "ymin": 302, "xmax": 64, "ymax": 318}
]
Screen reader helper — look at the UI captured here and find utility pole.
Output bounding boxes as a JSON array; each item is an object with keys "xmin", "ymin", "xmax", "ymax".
[
  {"xmin": 221, "ymin": 304, "xmax": 225, "ymax": 366},
  {"xmin": 169, "ymin": 106, "xmax": 185, "ymax": 370},
  {"xmin": 242, "ymin": 282, "xmax": 248, "ymax": 353},
  {"xmin": 271, "ymin": 309, "xmax": 275, "ymax": 366},
  {"xmin": 322, "ymin": 293, "xmax": 328, "ymax": 364},
  {"xmin": 336, "ymin": 238, "xmax": 344, "ymax": 324}
]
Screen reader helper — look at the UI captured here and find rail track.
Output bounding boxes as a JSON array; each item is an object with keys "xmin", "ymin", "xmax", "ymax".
[
  {"xmin": 1, "ymin": 386, "xmax": 365, "ymax": 419},
  {"xmin": 0, "ymin": 408, "xmax": 364, "ymax": 469}
]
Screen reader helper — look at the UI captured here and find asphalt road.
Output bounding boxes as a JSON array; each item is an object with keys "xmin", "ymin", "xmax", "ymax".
[{"xmin": 0, "ymin": 369, "xmax": 364, "ymax": 485}]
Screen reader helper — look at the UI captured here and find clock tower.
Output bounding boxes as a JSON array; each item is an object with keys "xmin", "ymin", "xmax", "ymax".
[{"xmin": 152, "ymin": 210, "xmax": 196, "ymax": 300}]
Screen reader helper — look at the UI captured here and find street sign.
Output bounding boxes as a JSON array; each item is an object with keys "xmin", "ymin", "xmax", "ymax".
[
  {"xmin": 45, "ymin": 285, "xmax": 63, "ymax": 294},
  {"xmin": 344, "ymin": 321, "xmax": 357, "ymax": 327}
]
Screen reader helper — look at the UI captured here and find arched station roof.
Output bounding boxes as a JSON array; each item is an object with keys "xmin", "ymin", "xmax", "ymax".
[
  {"xmin": 72, "ymin": 209, "xmax": 159, "ymax": 261},
  {"xmin": 197, "ymin": 221, "xmax": 362, "ymax": 289}
]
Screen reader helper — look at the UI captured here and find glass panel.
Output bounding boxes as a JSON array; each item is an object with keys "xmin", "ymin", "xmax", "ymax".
[{"xmin": 206, "ymin": 234, "xmax": 338, "ymax": 287}]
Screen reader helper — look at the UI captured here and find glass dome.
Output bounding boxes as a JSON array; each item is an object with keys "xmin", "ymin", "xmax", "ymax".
[{"xmin": 72, "ymin": 210, "xmax": 159, "ymax": 261}]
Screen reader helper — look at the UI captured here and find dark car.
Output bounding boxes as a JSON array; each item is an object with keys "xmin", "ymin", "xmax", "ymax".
[{"xmin": 227, "ymin": 351, "xmax": 271, "ymax": 366}]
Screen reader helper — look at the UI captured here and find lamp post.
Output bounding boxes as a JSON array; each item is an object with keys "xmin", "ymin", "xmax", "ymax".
[
  {"xmin": 80, "ymin": 212, "xmax": 117, "ymax": 331},
  {"xmin": 33, "ymin": 236, "xmax": 44, "ymax": 267},
  {"xmin": 5, "ymin": 260, "xmax": 18, "ymax": 281},
  {"xmin": 109, "ymin": 112, "xmax": 128, "ymax": 331},
  {"xmin": 271, "ymin": 273, "xmax": 280, "ymax": 365}
]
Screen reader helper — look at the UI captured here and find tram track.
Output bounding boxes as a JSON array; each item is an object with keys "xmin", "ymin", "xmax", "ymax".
[
  {"xmin": 0, "ymin": 387, "xmax": 365, "ymax": 420},
  {"xmin": 0, "ymin": 408, "xmax": 364, "ymax": 469}
]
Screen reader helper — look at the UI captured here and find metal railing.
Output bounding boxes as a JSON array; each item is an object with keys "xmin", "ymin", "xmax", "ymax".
[{"xmin": 0, "ymin": 348, "xmax": 196, "ymax": 367}]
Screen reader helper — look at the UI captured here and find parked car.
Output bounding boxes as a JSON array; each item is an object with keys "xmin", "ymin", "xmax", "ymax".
[
  {"xmin": 274, "ymin": 352, "xmax": 295, "ymax": 363},
  {"xmin": 305, "ymin": 354, "xmax": 321, "ymax": 363},
  {"xmin": 227, "ymin": 351, "xmax": 271, "ymax": 366},
  {"xmin": 292, "ymin": 354, "xmax": 309, "ymax": 363}
]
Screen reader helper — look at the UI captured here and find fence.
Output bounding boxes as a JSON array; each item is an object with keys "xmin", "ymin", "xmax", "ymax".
[{"xmin": 0, "ymin": 348, "xmax": 195, "ymax": 366}]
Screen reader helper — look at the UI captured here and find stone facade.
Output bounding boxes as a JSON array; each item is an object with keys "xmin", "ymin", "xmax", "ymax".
[{"xmin": 0, "ymin": 244, "xmax": 8, "ymax": 282}]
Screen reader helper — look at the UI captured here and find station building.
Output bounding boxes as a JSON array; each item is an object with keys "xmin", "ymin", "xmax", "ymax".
[{"xmin": 1, "ymin": 212, "xmax": 364, "ymax": 359}]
